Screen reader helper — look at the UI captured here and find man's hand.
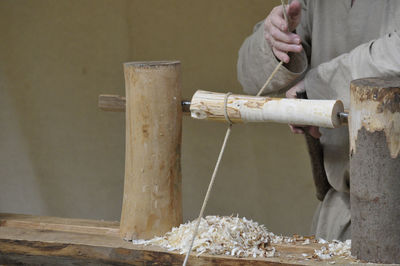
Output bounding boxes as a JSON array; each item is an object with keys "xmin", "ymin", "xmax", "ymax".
[
  {"xmin": 286, "ymin": 80, "xmax": 322, "ymax": 139},
  {"xmin": 264, "ymin": 0, "xmax": 303, "ymax": 63}
]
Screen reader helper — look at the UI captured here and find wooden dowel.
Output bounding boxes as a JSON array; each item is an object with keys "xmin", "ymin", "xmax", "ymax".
[
  {"xmin": 98, "ymin": 94, "xmax": 191, "ymax": 114},
  {"xmin": 120, "ymin": 61, "xmax": 182, "ymax": 240},
  {"xmin": 190, "ymin": 90, "xmax": 344, "ymax": 128},
  {"xmin": 98, "ymin": 94, "xmax": 126, "ymax": 112}
]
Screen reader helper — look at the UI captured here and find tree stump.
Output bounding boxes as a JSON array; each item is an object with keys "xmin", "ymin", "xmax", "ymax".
[
  {"xmin": 349, "ymin": 77, "xmax": 400, "ymax": 264},
  {"xmin": 120, "ymin": 61, "xmax": 182, "ymax": 240}
]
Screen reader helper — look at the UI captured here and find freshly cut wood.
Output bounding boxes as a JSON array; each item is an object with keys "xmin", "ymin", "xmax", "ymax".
[
  {"xmin": 120, "ymin": 61, "xmax": 183, "ymax": 240},
  {"xmin": 190, "ymin": 90, "xmax": 344, "ymax": 128}
]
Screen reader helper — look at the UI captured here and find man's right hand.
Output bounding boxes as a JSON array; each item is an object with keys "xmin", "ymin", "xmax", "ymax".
[{"xmin": 264, "ymin": 0, "xmax": 303, "ymax": 63}]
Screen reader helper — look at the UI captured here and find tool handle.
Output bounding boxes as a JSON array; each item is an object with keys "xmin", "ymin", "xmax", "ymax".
[{"xmin": 296, "ymin": 90, "xmax": 331, "ymax": 201}]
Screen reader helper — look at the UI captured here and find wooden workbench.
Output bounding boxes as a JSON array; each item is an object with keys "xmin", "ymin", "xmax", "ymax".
[{"xmin": 0, "ymin": 213, "xmax": 371, "ymax": 265}]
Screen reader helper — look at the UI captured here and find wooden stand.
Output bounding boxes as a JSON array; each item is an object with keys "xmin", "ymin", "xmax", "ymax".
[
  {"xmin": 120, "ymin": 61, "xmax": 183, "ymax": 240},
  {"xmin": 349, "ymin": 77, "xmax": 400, "ymax": 264}
]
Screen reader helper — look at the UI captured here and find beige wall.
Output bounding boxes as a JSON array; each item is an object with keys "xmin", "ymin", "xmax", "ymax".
[{"xmin": 0, "ymin": 0, "xmax": 318, "ymax": 236}]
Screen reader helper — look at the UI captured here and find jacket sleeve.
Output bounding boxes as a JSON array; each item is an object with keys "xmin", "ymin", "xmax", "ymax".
[
  {"xmin": 237, "ymin": 19, "xmax": 308, "ymax": 96},
  {"xmin": 305, "ymin": 30, "xmax": 400, "ymax": 108}
]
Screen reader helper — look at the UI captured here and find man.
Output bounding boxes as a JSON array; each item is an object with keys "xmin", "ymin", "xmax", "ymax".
[{"xmin": 237, "ymin": 0, "xmax": 400, "ymax": 241}]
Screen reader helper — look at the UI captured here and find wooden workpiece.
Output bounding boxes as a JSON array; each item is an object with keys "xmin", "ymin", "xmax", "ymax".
[
  {"xmin": 0, "ymin": 213, "xmax": 372, "ymax": 265},
  {"xmin": 190, "ymin": 90, "xmax": 344, "ymax": 128}
]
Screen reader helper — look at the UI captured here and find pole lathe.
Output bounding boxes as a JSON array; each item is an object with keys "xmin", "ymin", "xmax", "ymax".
[
  {"xmin": 104, "ymin": 61, "xmax": 346, "ymax": 241},
  {"xmin": 103, "ymin": 63, "xmax": 398, "ymax": 264}
]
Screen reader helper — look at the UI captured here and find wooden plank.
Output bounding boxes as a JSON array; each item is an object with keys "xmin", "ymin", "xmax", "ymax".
[
  {"xmin": 0, "ymin": 213, "xmax": 367, "ymax": 265},
  {"xmin": 0, "ymin": 213, "xmax": 119, "ymax": 236},
  {"xmin": 0, "ymin": 227, "xmax": 301, "ymax": 265}
]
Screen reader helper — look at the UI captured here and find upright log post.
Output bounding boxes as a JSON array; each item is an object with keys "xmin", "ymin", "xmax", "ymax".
[
  {"xmin": 120, "ymin": 61, "xmax": 182, "ymax": 240},
  {"xmin": 349, "ymin": 77, "xmax": 400, "ymax": 263}
]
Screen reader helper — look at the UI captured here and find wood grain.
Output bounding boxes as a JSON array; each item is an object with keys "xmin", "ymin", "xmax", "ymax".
[
  {"xmin": 0, "ymin": 213, "xmax": 370, "ymax": 265},
  {"xmin": 120, "ymin": 61, "xmax": 183, "ymax": 240},
  {"xmin": 0, "ymin": 213, "xmax": 119, "ymax": 236},
  {"xmin": 190, "ymin": 90, "xmax": 344, "ymax": 128},
  {"xmin": 98, "ymin": 94, "xmax": 191, "ymax": 115},
  {"xmin": 98, "ymin": 94, "xmax": 126, "ymax": 112}
]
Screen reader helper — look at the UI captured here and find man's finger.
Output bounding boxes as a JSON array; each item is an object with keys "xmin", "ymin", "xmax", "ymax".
[
  {"xmin": 287, "ymin": 0, "xmax": 302, "ymax": 22},
  {"xmin": 270, "ymin": 25, "xmax": 301, "ymax": 44},
  {"xmin": 308, "ymin": 126, "xmax": 322, "ymax": 139},
  {"xmin": 289, "ymin": 125, "xmax": 305, "ymax": 134},
  {"xmin": 285, "ymin": 87, "xmax": 298, "ymax": 98},
  {"xmin": 272, "ymin": 40, "xmax": 303, "ymax": 53},
  {"xmin": 272, "ymin": 47, "xmax": 290, "ymax": 63},
  {"xmin": 270, "ymin": 9, "xmax": 288, "ymax": 31}
]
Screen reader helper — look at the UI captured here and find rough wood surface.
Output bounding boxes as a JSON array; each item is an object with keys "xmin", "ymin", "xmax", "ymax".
[
  {"xmin": 120, "ymin": 61, "xmax": 183, "ymax": 240},
  {"xmin": 349, "ymin": 77, "xmax": 400, "ymax": 264},
  {"xmin": 0, "ymin": 213, "xmax": 119, "ymax": 236},
  {"xmin": 190, "ymin": 90, "xmax": 344, "ymax": 128},
  {"xmin": 0, "ymin": 213, "xmax": 367, "ymax": 265},
  {"xmin": 98, "ymin": 94, "xmax": 191, "ymax": 114},
  {"xmin": 98, "ymin": 94, "xmax": 126, "ymax": 112}
]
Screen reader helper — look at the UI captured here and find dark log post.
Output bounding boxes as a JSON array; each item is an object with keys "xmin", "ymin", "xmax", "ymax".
[
  {"xmin": 120, "ymin": 61, "xmax": 183, "ymax": 240},
  {"xmin": 349, "ymin": 77, "xmax": 400, "ymax": 264}
]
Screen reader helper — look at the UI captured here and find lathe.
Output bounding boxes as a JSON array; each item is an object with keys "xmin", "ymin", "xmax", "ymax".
[{"xmin": 1, "ymin": 61, "xmax": 398, "ymax": 265}]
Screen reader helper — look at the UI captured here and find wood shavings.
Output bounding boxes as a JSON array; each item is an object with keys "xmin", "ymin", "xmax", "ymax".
[
  {"xmin": 133, "ymin": 215, "xmax": 276, "ymax": 258},
  {"xmin": 132, "ymin": 215, "xmax": 354, "ymax": 262},
  {"xmin": 313, "ymin": 239, "xmax": 352, "ymax": 260}
]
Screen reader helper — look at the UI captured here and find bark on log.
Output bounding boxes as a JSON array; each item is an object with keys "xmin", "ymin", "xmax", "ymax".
[
  {"xmin": 349, "ymin": 77, "xmax": 400, "ymax": 264},
  {"xmin": 120, "ymin": 61, "xmax": 182, "ymax": 240},
  {"xmin": 190, "ymin": 90, "xmax": 344, "ymax": 128}
]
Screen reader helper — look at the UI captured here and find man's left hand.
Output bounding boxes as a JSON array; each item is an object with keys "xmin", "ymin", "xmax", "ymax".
[{"xmin": 286, "ymin": 80, "xmax": 322, "ymax": 139}]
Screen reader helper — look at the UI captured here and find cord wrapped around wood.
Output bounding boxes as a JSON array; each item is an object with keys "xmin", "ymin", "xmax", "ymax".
[{"xmin": 190, "ymin": 90, "xmax": 344, "ymax": 128}]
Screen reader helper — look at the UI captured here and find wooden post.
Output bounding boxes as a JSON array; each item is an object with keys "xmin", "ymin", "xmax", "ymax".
[
  {"xmin": 120, "ymin": 61, "xmax": 182, "ymax": 240},
  {"xmin": 349, "ymin": 77, "xmax": 400, "ymax": 264}
]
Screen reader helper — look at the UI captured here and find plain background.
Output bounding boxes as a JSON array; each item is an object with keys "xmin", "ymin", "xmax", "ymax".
[{"xmin": 0, "ymin": 0, "xmax": 318, "ymax": 236}]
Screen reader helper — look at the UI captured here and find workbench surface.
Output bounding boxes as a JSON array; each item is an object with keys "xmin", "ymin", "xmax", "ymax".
[{"xmin": 0, "ymin": 213, "xmax": 376, "ymax": 265}]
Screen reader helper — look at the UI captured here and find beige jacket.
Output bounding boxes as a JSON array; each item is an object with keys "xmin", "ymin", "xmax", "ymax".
[{"xmin": 237, "ymin": 0, "xmax": 400, "ymax": 240}]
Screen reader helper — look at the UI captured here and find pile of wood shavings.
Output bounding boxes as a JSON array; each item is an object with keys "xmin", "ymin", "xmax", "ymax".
[
  {"xmin": 132, "ymin": 215, "xmax": 354, "ymax": 261},
  {"xmin": 133, "ymin": 215, "xmax": 276, "ymax": 258}
]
